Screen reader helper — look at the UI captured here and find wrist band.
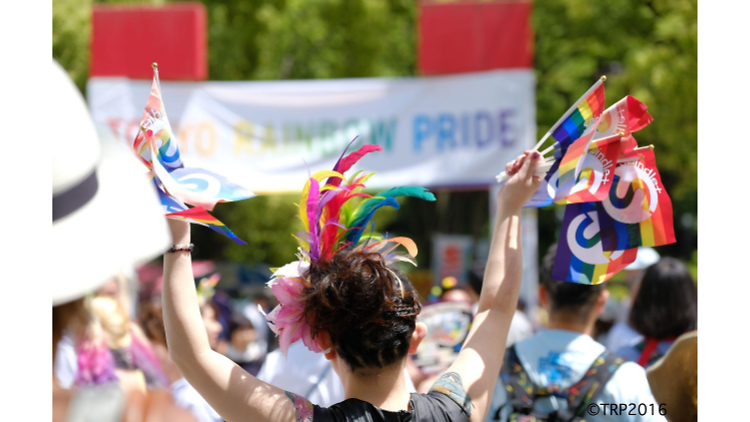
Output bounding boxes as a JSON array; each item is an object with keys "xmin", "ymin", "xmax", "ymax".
[{"xmin": 167, "ymin": 244, "xmax": 194, "ymax": 253}]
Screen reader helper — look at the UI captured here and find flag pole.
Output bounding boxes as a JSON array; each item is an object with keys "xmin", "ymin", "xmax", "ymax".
[
  {"xmin": 152, "ymin": 62, "xmax": 160, "ymax": 85},
  {"xmin": 532, "ymin": 76, "xmax": 607, "ymax": 152},
  {"xmin": 541, "ymin": 144, "xmax": 556, "ymax": 156}
]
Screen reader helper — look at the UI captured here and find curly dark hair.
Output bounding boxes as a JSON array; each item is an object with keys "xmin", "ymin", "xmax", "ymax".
[{"xmin": 301, "ymin": 250, "xmax": 421, "ymax": 373}]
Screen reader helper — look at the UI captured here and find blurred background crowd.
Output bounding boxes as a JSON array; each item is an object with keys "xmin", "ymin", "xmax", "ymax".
[{"xmin": 53, "ymin": 244, "xmax": 698, "ymax": 422}]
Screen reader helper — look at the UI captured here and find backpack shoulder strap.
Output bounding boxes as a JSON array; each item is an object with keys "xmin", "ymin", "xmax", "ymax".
[
  {"xmin": 556, "ymin": 350, "xmax": 625, "ymax": 421},
  {"xmin": 497, "ymin": 345, "xmax": 538, "ymax": 417}
]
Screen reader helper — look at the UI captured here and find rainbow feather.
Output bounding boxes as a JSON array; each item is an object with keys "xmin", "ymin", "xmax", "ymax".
[
  {"xmin": 350, "ymin": 186, "xmax": 436, "ymax": 225},
  {"xmin": 345, "ymin": 197, "xmax": 400, "ymax": 246},
  {"xmin": 327, "ymin": 144, "xmax": 383, "ymax": 187},
  {"xmin": 291, "ymin": 139, "xmax": 435, "ymax": 265},
  {"xmin": 264, "ymin": 138, "xmax": 436, "ymax": 357}
]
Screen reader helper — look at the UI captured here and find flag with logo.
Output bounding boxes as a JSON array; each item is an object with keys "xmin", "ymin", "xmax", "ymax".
[
  {"xmin": 554, "ymin": 134, "xmax": 621, "ymax": 205},
  {"xmin": 594, "ymin": 95, "xmax": 654, "ymax": 154},
  {"xmin": 133, "ymin": 64, "xmax": 254, "ymax": 243},
  {"xmin": 595, "ymin": 147, "xmax": 676, "ymax": 251},
  {"xmin": 526, "ymin": 135, "xmax": 620, "ymax": 208},
  {"xmin": 553, "ymin": 202, "xmax": 638, "ymax": 285}
]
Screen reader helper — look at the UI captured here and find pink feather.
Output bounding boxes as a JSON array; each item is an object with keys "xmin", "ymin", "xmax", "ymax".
[
  {"xmin": 329, "ymin": 145, "xmax": 383, "ymax": 187},
  {"xmin": 306, "ymin": 178, "xmax": 320, "ymax": 259}
]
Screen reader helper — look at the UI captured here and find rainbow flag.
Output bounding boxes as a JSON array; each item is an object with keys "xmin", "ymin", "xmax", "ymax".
[
  {"xmin": 132, "ymin": 68, "xmax": 184, "ymax": 172},
  {"xmin": 553, "ymin": 201, "xmax": 638, "ymax": 285},
  {"xmin": 135, "ymin": 64, "xmax": 255, "ymax": 212},
  {"xmin": 154, "ymin": 178, "xmax": 189, "ymax": 214},
  {"xmin": 554, "ymin": 115, "xmax": 602, "ymax": 201},
  {"xmin": 596, "ymin": 148, "xmax": 675, "ymax": 251},
  {"xmin": 556, "ymin": 134, "xmax": 621, "ymax": 204},
  {"xmin": 550, "ymin": 82, "xmax": 606, "ymax": 149},
  {"xmin": 131, "ymin": 64, "xmax": 254, "ymax": 244},
  {"xmin": 526, "ymin": 135, "xmax": 619, "ymax": 208},
  {"xmin": 166, "ymin": 207, "xmax": 246, "ymax": 245}
]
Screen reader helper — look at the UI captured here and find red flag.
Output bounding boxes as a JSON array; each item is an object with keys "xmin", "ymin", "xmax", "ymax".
[{"xmin": 595, "ymin": 95, "xmax": 654, "ymax": 155}]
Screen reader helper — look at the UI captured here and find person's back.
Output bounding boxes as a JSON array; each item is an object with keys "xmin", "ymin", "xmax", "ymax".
[
  {"xmin": 488, "ymin": 331, "xmax": 661, "ymax": 422},
  {"xmin": 486, "ymin": 245, "xmax": 665, "ymax": 422}
]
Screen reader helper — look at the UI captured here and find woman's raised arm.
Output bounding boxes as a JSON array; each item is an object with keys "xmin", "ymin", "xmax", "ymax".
[
  {"xmin": 430, "ymin": 152, "xmax": 543, "ymax": 422},
  {"xmin": 162, "ymin": 219, "xmax": 314, "ymax": 422}
]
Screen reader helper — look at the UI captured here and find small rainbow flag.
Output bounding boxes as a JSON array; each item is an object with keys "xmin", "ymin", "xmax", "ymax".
[
  {"xmin": 550, "ymin": 82, "xmax": 606, "ymax": 149},
  {"xmin": 553, "ymin": 201, "xmax": 638, "ymax": 285},
  {"xmin": 167, "ymin": 207, "xmax": 246, "ymax": 245},
  {"xmin": 596, "ymin": 148, "xmax": 675, "ymax": 251},
  {"xmin": 554, "ymin": 115, "xmax": 603, "ymax": 201},
  {"xmin": 136, "ymin": 64, "xmax": 254, "ymax": 212},
  {"xmin": 132, "ymin": 64, "xmax": 254, "ymax": 245}
]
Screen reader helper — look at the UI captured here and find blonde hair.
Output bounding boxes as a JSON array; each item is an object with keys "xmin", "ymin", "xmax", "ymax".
[{"xmin": 90, "ymin": 296, "xmax": 132, "ymax": 350}]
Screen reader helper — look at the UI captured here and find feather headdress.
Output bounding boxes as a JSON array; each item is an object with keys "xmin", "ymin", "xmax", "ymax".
[{"xmin": 263, "ymin": 139, "xmax": 436, "ymax": 356}]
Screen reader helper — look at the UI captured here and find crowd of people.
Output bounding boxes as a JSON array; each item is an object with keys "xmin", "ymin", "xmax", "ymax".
[{"xmin": 52, "ymin": 60, "xmax": 697, "ymax": 422}]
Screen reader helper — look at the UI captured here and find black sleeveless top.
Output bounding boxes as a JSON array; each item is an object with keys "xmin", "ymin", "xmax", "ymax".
[{"xmin": 314, "ymin": 391, "xmax": 471, "ymax": 422}]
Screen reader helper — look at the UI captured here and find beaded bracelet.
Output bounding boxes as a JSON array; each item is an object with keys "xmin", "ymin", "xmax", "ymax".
[{"xmin": 167, "ymin": 243, "xmax": 194, "ymax": 253}]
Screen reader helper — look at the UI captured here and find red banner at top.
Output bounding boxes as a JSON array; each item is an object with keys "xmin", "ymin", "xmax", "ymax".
[
  {"xmin": 91, "ymin": 3, "xmax": 207, "ymax": 80},
  {"xmin": 418, "ymin": 0, "xmax": 533, "ymax": 75}
]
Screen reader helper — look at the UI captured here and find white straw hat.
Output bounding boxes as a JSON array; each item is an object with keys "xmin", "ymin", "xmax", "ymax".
[{"xmin": 51, "ymin": 61, "xmax": 170, "ymax": 305}]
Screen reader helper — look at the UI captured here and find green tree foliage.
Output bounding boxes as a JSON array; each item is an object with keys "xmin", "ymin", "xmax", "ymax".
[
  {"xmin": 203, "ymin": 0, "xmax": 416, "ymax": 81},
  {"xmin": 191, "ymin": 194, "xmax": 302, "ymax": 267},
  {"xmin": 53, "ymin": 0, "xmax": 93, "ymax": 92}
]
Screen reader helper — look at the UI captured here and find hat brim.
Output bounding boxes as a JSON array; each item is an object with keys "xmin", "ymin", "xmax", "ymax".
[{"xmin": 52, "ymin": 126, "xmax": 170, "ymax": 305}]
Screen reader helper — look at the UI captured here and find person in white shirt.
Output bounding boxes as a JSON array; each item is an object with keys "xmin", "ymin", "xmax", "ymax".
[
  {"xmin": 54, "ymin": 330, "xmax": 78, "ymax": 389},
  {"xmin": 257, "ymin": 341, "xmax": 417, "ymax": 407},
  {"xmin": 486, "ymin": 245, "xmax": 665, "ymax": 422}
]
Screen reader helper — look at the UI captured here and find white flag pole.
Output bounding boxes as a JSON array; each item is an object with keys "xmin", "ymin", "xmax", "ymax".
[
  {"xmin": 532, "ymin": 76, "xmax": 607, "ymax": 152},
  {"xmin": 541, "ymin": 144, "xmax": 556, "ymax": 156}
]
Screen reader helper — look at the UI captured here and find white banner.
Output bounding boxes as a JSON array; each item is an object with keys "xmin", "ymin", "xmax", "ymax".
[{"xmin": 88, "ymin": 70, "xmax": 534, "ymax": 193}]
